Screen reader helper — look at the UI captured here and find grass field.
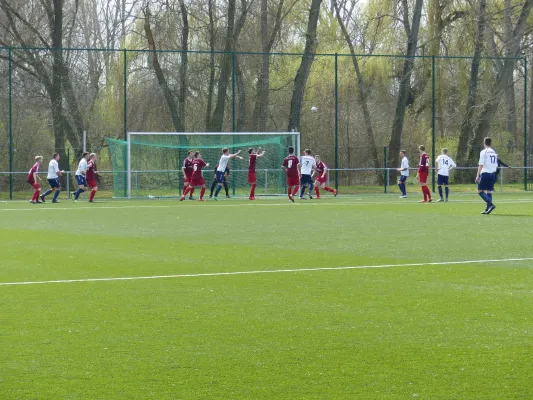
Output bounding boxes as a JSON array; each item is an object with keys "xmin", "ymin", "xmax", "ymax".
[{"xmin": 1, "ymin": 192, "xmax": 533, "ymax": 399}]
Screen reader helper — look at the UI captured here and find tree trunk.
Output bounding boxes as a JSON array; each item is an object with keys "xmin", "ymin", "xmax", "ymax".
[
  {"xmin": 235, "ymin": 56, "xmax": 246, "ymax": 132},
  {"xmin": 178, "ymin": 0, "xmax": 189, "ymax": 131},
  {"xmin": 288, "ymin": 0, "xmax": 322, "ymax": 132},
  {"xmin": 252, "ymin": 0, "xmax": 270, "ymax": 132},
  {"xmin": 387, "ymin": 0, "xmax": 424, "ymax": 180},
  {"xmin": 504, "ymin": 0, "xmax": 517, "ymax": 145},
  {"xmin": 205, "ymin": 0, "xmax": 216, "ymax": 130},
  {"xmin": 529, "ymin": 49, "xmax": 533, "ymax": 152}
]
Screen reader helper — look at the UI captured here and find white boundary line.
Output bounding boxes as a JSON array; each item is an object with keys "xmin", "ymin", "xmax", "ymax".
[{"xmin": 1, "ymin": 257, "xmax": 531, "ymax": 287}]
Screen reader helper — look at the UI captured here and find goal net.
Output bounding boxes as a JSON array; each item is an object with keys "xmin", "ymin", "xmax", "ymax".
[{"xmin": 105, "ymin": 132, "xmax": 300, "ymax": 199}]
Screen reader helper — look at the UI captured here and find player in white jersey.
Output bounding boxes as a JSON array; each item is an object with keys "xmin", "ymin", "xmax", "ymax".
[
  {"xmin": 213, "ymin": 148, "xmax": 243, "ymax": 200},
  {"xmin": 299, "ymin": 149, "xmax": 316, "ymax": 199},
  {"xmin": 435, "ymin": 148, "xmax": 456, "ymax": 202},
  {"xmin": 476, "ymin": 137, "xmax": 498, "ymax": 214},
  {"xmin": 396, "ymin": 150, "xmax": 409, "ymax": 198},
  {"xmin": 73, "ymin": 152, "xmax": 90, "ymax": 202},
  {"xmin": 41, "ymin": 153, "xmax": 65, "ymax": 203}
]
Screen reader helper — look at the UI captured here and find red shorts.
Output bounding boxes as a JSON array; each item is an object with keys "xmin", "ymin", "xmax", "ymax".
[
  {"xmin": 29, "ymin": 182, "xmax": 40, "ymax": 190},
  {"xmin": 184, "ymin": 175, "xmax": 192, "ymax": 184},
  {"xmin": 248, "ymin": 172, "xmax": 256, "ymax": 184},
  {"xmin": 287, "ymin": 176, "xmax": 299, "ymax": 187},
  {"xmin": 190, "ymin": 177, "xmax": 205, "ymax": 187},
  {"xmin": 87, "ymin": 179, "xmax": 97, "ymax": 188},
  {"xmin": 418, "ymin": 172, "xmax": 428, "ymax": 183},
  {"xmin": 315, "ymin": 174, "xmax": 327, "ymax": 184}
]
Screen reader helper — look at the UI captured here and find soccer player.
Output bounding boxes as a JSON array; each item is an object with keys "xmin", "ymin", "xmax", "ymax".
[
  {"xmin": 299, "ymin": 149, "xmax": 316, "ymax": 199},
  {"xmin": 209, "ymin": 164, "xmax": 230, "ymax": 198},
  {"xmin": 180, "ymin": 152, "xmax": 209, "ymax": 201},
  {"xmin": 73, "ymin": 152, "xmax": 90, "ymax": 202},
  {"xmin": 86, "ymin": 153, "xmax": 99, "ymax": 203},
  {"xmin": 281, "ymin": 146, "xmax": 300, "ymax": 202},
  {"xmin": 396, "ymin": 150, "xmax": 409, "ymax": 198},
  {"xmin": 182, "ymin": 151, "xmax": 195, "ymax": 200},
  {"xmin": 27, "ymin": 156, "xmax": 43, "ymax": 204},
  {"xmin": 213, "ymin": 148, "xmax": 243, "ymax": 200},
  {"xmin": 435, "ymin": 148, "xmax": 456, "ymax": 202},
  {"xmin": 476, "ymin": 137, "xmax": 498, "ymax": 214},
  {"xmin": 248, "ymin": 147, "xmax": 265, "ymax": 200},
  {"xmin": 313, "ymin": 155, "xmax": 337, "ymax": 198},
  {"xmin": 417, "ymin": 145, "xmax": 432, "ymax": 203},
  {"xmin": 41, "ymin": 153, "xmax": 65, "ymax": 203}
]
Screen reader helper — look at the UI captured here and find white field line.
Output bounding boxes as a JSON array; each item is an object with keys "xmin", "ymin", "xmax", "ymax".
[
  {"xmin": 1, "ymin": 257, "xmax": 532, "ymax": 287},
  {"xmin": 2, "ymin": 198, "xmax": 533, "ymax": 212}
]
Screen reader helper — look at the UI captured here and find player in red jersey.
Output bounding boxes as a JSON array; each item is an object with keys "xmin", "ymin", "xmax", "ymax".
[
  {"xmin": 417, "ymin": 145, "xmax": 432, "ymax": 203},
  {"xmin": 86, "ymin": 153, "xmax": 99, "ymax": 203},
  {"xmin": 281, "ymin": 146, "xmax": 300, "ymax": 202},
  {"xmin": 247, "ymin": 147, "xmax": 265, "ymax": 200},
  {"xmin": 181, "ymin": 151, "xmax": 210, "ymax": 201},
  {"xmin": 27, "ymin": 155, "xmax": 43, "ymax": 204},
  {"xmin": 181, "ymin": 151, "xmax": 195, "ymax": 200},
  {"xmin": 313, "ymin": 155, "xmax": 337, "ymax": 198}
]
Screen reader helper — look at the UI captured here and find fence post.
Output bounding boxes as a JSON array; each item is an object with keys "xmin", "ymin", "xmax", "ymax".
[
  {"xmin": 67, "ymin": 148, "xmax": 70, "ymax": 198},
  {"xmin": 334, "ymin": 52, "xmax": 339, "ymax": 191},
  {"xmin": 383, "ymin": 147, "xmax": 387, "ymax": 193},
  {"xmin": 231, "ymin": 51, "xmax": 236, "ymax": 196},
  {"xmin": 524, "ymin": 57, "xmax": 528, "ymax": 191},
  {"xmin": 8, "ymin": 47, "xmax": 13, "ymax": 200},
  {"xmin": 264, "ymin": 169, "xmax": 268, "ymax": 195},
  {"xmin": 123, "ymin": 48, "xmax": 128, "ymax": 198},
  {"xmin": 431, "ymin": 55, "xmax": 436, "ymax": 193}
]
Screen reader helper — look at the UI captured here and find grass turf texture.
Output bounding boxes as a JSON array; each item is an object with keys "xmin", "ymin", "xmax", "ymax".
[{"xmin": 1, "ymin": 194, "xmax": 532, "ymax": 399}]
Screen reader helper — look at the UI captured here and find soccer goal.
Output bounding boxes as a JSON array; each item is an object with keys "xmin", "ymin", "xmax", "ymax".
[{"xmin": 106, "ymin": 132, "xmax": 300, "ymax": 199}]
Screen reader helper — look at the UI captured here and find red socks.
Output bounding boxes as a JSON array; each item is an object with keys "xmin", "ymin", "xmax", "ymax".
[
  {"xmin": 292, "ymin": 186, "xmax": 300, "ymax": 196},
  {"xmin": 288, "ymin": 188, "xmax": 292, "ymax": 198},
  {"xmin": 315, "ymin": 187, "xmax": 320, "ymax": 196},
  {"xmin": 183, "ymin": 186, "xmax": 190, "ymax": 196},
  {"xmin": 189, "ymin": 187, "xmax": 195, "ymax": 197},
  {"xmin": 324, "ymin": 186, "xmax": 334, "ymax": 193},
  {"xmin": 200, "ymin": 187, "xmax": 206, "ymax": 199},
  {"xmin": 32, "ymin": 190, "xmax": 39, "ymax": 201},
  {"xmin": 90, "ymin": 190, "xmax": 96, "ymax": 201},
  {"xmin": 250, "ymin": 184, "xmax": 256, "ymax": 198},
  {"xmin": 422, "ymin": 186, "xmax": 431, "ymax": 201}
]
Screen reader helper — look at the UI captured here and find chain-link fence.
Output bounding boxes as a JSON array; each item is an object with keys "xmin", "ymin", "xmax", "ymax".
[{"xmin": 0, "ymin": 47, "xmax": 530, "ymax": 199}]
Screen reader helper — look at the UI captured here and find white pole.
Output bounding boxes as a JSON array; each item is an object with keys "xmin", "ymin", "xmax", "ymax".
[
  {"xmin": 83, "ymin": 130, "xmax": 87, "ymax": 152},
  {"xmin": 127, "ymin": 132, "xmax": 131, "ymax": 199}
]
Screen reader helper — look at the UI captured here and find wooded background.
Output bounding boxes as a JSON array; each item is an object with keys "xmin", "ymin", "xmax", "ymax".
[{"xmin": 1, "ymin": 0, "xmax": 532, "ymax": 188}]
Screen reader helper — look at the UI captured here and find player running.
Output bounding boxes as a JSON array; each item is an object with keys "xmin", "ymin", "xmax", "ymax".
[
  {"xmin": 73, "ymin": 152, "xmax": 90, "ymax": 202},
  {"xmin": 27, "ymin": 156, "xmax": 43, "ymax": 204},
  {"xmin": 396, "ymin": 150, "xmax": 409, "ymax": 198},
  {"xmin": 299, "ymin": 149, "xmax": 316, "ymax": 200},
  {"xmin": 181, "ymin": 152, "xmax": 210, "ymax": 201},
  {"xmin": 86, "ymin": 153, "xmax": 99, "ymax": 203},
  {"xmin": 417, "ymin": 145, "xmax": 432, "ymax": 203},
  {"xmin": 182, "ymin": 151, "xmax": 195, "ymax": 200},
  {"xmin": 476, "ymin": 137, "xmax": 498, "ymax": 215},
  {"xmin": 213, "ymin": 148, "xmax": 243, "ymax": 200},
  {"xmin": 248, "ymin": 147, "xmax": 265, "ymax": 200},
  {"xmin": 281, "ymin": 146, "xmax": 300, "ymax": 202},
  {"xmin": 41, "ymin": 153, "xmax": 65, "ymax": 203},
  {"xmin": 313, "ymin": 155, "xmax": 337, "ymax": 198},
  {"xmin": 435, "ymin": 148, "xmax": 456, "ymax": 202},
  {"xmin": 209, "ymin": 164, "xmax": 230, "ymax": 198}
]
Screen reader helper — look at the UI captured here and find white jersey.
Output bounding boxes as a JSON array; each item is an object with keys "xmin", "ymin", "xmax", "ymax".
[
  {"xmin": 435, "ymin": 155, "xmax": 456, "ymax": 177},
  {"xmin": 47, "ymin": 159, "xmax": 60, "ymax": 179},
  {"xmin": 217, "ymin": 154, "xmax": 231, "ymax": 172},
  {"xmin": 479, "ymin": 148, "xmax": 498, "ymax": 173},
  {"xmin": 75, "ymin": 158, "xmax": 88, "ymax": 176},
  {"xmin": 400, "ymin": 157, "xmax": 409, "ymax": 176},
  {"xmin": 300, "ymin": 155, "xmax": 316, "ymax": 175}
]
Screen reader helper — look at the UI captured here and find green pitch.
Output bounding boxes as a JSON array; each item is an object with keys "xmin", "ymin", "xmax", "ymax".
[{"xmin": 1, "ymin": 193, "xmax": 532, "ymax": 399}]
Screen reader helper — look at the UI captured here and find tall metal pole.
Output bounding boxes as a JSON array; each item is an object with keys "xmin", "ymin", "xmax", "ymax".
[
  {"xmin": 123, "ymin": 48, "xmax": 128, "ymax": 198},
  {"xmin": 431, "ymin": 55, "xmax": 436, "ymax": 193},
  {"xmin": 231, "ymin": 51, "xmax": 236, "ymax": 196},
  {"xmin": 8, "ymin": 48, "xmax": 13, "ymax": 200},
  {"xmin": 334, "ymin": 53, "xmax": 339, "ymax": 191},
  {"xmin": 524, "ymin": 57, "xmax": 528, "ymax": 191}
]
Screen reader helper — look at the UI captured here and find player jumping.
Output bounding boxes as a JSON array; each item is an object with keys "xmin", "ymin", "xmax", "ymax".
[
  {"xmin": 396, "ymin": 150, "xmax": 409, "ymax": 198},
  {"xmin": 181, "ymin": 152, "xmax": 209, "ymax": 201},
  {"xmin": 435, "ymin": 148, "xmax": 456, "ymax": 202},
  {"xmin": 213, "ymin": 148, "xmax": 243, "ymax": 201},
  {"xmin": 182, "ymin": 151, "xmax": 195, "ymax": 200},
  {"xmin": 417, "ymin": 145, "xmax": 432, "ymax": 203},
  {"xmin": 86, "ymin": 153, "xmax": 99, "ymax": 203},
  {"xmin": 299, "ymin": 149, "xmax": 316, "ymax": 200},
  {"xmin": 27, "ymin": 156, "xmax": 43, "ymax": 204},
  {"xmin": 476, "ymin": 137, "xmax": 498, "ymax": 215},
  {"xmin": 41, "ymin": 153, "xmax": 65, "ymax": 203},
  {"xmin": 282, "ymin": 146, "xmax": 300, "ymax": 202},
  {"xmin": 248, "ymin": 147, "xmax": 265, "ymax": 200},
  {"xmin": 73, "ymin": 152, "xmax": 90, "ymax": 202},
  {"xmin": 313, "ymin": 155, "xmax": 337, "ymax": 198}
]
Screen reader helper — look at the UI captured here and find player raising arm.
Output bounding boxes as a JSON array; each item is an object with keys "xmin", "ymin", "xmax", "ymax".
[
  {"xmin": 182, "ymin": 151, "xmax": 195, "ymax": 200},
  {"xmin": 281, "ymin": 146, "xmax": 300, "ymax": 202},
  {"xmin": 181, "ymin": 152, "xmax": 210, "ymax": 201},
  {"xmin": 209, "ymin": 164, "xmax": 230, "ymax": 199},
  {"xmin": 248, "ymin": 147, "xmax": 265, "ymax": 200},
  {"xmin": 313, "ymin": 155, "xmax": 337, "ymax": 198},
  {"xmin": 213, "ymin": 148, "xmax": 243, "ymax": 200},
  {"xmin": 41, "ymin": 153, "xmax": 65, "ymax": 203},
  {"xmin": 27, "ymin": 156, "xmax": 43, "ymax": 204},
  {"xmin": 417, "ymin": 145, "xmax": 432, "ymax": 203},
  {"xmin": 299, "ymin": 149, "xmax": 316, "ymax": 200},
  {"xmin": 476, "ymin": 137, "xmax": 498, "ymax": 214},
  {"xmin": 86, "ymin": 153, "xmax": 99, "ymax": 203},
  {"xmin": 435, "ymin": 148, "xmax": 456, "ymax": 202}
]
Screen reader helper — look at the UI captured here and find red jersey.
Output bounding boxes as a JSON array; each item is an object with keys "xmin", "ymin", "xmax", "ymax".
[
  {"xmin": 183, "ymin": 157, "xmax": 194, "ymax": 177},
  {"xmin": 86, "ymin": 160, "xmax": 97, "ymax": 180},
  {"xmin": 248, "ymin": 154, "xmax": 257, "ymax": 172},
  {"xmin": 315, "ymin": 161, "xmax": 327, "ymax": 176},
  {"xmin": 282, "ymin": 155, "xmax": 300, "ymax": 178},
  {"xmin": 191, "ymin": 159, "xmax": 207, "ymax": 179},
  {"xmin": 27, "ymin": 162, "xmax": 39, "ymax": 183},
  {"xmin": 418, "ymin": 153, "xmax": 430, "ymax": 174}
]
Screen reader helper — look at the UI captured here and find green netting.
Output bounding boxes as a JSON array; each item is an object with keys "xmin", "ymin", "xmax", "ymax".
[{"xmin": 106, "ymin": 133, "xmax": 299, "ymax": 198}]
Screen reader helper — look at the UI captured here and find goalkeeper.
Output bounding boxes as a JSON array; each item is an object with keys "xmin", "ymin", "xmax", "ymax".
[{"xmin": 209, "ymin": 164, "xmax": 230, "ymax": 198}]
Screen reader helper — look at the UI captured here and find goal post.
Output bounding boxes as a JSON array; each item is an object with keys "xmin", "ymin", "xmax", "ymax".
[{"xmin": 108, "ymin": 131, "xmax": 300, "ymax": 199}]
